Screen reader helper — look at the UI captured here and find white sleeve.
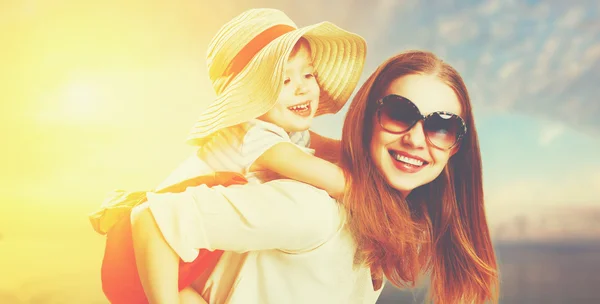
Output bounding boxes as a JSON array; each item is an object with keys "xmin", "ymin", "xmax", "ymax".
[
  {"xmin": 145, "ymin": 179, "xmax": 343, "ymax": 262},
  {"xmin": 241, "ymin": 121, "xmax": 292, "ymax": 172}
]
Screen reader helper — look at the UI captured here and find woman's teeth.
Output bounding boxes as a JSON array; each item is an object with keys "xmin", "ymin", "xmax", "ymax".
[{"xmin": 391, "ymin": 152, "xmax": 424, "ymax": 166}]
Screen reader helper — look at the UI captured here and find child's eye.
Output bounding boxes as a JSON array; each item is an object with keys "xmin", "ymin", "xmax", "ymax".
[
  {"xmin": 283, "ymin": 78, "xmax": 291, "ymax": 85},
  {"xmin": 305, "ymin": 73, "xmax": 314, "ymax": 79}
]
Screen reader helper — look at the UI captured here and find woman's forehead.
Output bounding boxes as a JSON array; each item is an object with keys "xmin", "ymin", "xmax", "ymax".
[{"xmin": 384, "ymin": 74, "xmax": 463, "ymax": 116}]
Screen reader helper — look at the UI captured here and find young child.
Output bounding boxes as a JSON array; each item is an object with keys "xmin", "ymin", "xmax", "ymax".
[
  {"xmin": 162, "ymin": 37, "xmax": 344, "ymax": 198},
  {"xmin": 92, "ymin": 8, "xmax": 367, "ymax": 304}
]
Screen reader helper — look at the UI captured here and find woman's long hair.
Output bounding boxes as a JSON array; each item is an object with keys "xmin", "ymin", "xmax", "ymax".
[{"xmin": 340, "ymin": 50, "xmax": 499, "ymax": 303}]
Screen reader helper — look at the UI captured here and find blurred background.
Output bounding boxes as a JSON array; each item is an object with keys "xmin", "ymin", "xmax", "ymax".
[{"xmin": 1, "ymin": 0, "xmax": 599, "ymax": 303}]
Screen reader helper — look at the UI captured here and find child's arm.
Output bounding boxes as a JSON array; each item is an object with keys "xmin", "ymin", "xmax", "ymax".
[
  {"xmin": 308, "ymin": 131, "xmax": 341, "ymax": 165},
  {"xmin": 252, "ymin": 142, "xmax": 345, "ymax": 199}
]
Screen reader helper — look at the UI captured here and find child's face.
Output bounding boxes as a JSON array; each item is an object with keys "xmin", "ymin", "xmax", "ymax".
[{"xmin": 259, "ymin": 41, "xmax": 320, "ymax": 133}]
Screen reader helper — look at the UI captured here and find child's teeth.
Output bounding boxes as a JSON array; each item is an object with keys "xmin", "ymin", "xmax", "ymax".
[{"xmin": 290, "ymin": 103, "xmax": 309, "ymax": 110}]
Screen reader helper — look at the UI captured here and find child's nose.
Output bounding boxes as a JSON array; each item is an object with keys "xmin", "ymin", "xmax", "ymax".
[{"xmin": 295, "ymin": 81, "xmax": 309, "ymax": 95}]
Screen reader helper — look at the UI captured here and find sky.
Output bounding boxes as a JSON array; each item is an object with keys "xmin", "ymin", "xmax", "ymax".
[
  {"xmin": 1, "ymin": 0, "xmax": 599, "ymax": 299},
  {"xmin": 2, "ymin": 0, "xmax": 600, "ymax": 232}
]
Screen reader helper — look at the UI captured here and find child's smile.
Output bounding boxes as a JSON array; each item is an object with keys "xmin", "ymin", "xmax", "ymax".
[
  {"xmin": 287, "ymin": 100, "xmax": 313, "ymax": 117},
  {"xmin": 259, "ymin": 39, "xmax": 321, "ymax": 132}
]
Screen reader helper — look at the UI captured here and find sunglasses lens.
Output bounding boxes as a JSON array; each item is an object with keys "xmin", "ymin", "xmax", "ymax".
[
  {"xmin": 423, "ymin": 113, "xmax": 464, "ymax": 149},
  {"xmin": 378, "ymin": 95, "xmax": 466, "ymax": 149},
  {"xmin": 379, "ymin": 96, "xmax": 420, "ymax": 133}
]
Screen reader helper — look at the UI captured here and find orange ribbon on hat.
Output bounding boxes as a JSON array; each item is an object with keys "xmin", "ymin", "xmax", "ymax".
[{"xmin": 225, "ymin": 24, "xmax": 296, "ymax": 78}]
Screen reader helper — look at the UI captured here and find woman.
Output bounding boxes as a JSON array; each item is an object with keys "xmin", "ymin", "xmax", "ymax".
[{"xmin": 132, "ymin": 50, "xmax": 499, "ymax": 304}]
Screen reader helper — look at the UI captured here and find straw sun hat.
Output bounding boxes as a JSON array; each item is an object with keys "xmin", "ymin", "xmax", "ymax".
[{"xmin": 186, "ymin": 8, "xmax": 367, "ymax": 145}]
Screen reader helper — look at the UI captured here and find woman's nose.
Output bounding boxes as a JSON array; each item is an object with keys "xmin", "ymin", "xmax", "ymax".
[{"xmin": 400, "ymin": 121, "xmax": 427, "ymax": 149}]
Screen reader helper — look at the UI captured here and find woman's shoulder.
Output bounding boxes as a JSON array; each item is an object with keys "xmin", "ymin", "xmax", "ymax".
[{"xmin": 256, "ymin": 179, "xmax": 347, "ymax": 245}]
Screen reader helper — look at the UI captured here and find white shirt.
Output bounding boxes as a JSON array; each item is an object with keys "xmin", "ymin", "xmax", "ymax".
[
  {"xmin": 144, "ymin": 180, "xmax": 384, "ymax": 304},
  {"xmin": 157, "ymin": 119, "xmax": 312, "ymax": 190}
]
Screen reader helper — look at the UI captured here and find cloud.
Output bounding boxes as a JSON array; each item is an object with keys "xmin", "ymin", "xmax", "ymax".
[
  {"xmin": 479, "ymin": 52, "xmax": 493, "ymax": 65},
  {"xmin": 538, "ymin": 122, "xmax": 565, "ymax": 146},
  {"xmin": 533, "ymin": 37, "xmax": 560, "ymax": 77},
  {"xmin": 294, "ymin": 0, "xmax": 600, "ymax": 136},
  {"xmin": 438, "ymin": 17, "xmax": 480, "ymax": 45},
  {"xmin": 557, "ymin": 6, "xmax": 586, "ymax": 29},
  {"xmin": 477, "ymin": 0, "xmax": 502, "ymax": 15},
  {"xmin": 498, "ymin": 60, "xmax": 522, "ymax": 80},
  {"xmin": 584, "ymin": 43, "xmax": 600, "ymax": 63},
  {"xmin": 490, "ymin": 19, "xmax": 514, "ymax": 40},
  {"xmin": 399, "ymin": 0, "xmax": 600, "ymax": 135},
  {"xmin": 264, "ymin": 0, "xmax": 412, "ymax": 46}
]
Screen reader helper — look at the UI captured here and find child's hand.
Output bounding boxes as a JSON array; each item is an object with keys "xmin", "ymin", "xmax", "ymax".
[{"xmin": 157, "ymin": 172, "xmax": 247, "ymax": 194}]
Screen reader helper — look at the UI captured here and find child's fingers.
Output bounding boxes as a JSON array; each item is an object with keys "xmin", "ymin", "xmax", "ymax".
[{"xmin": 214, "ymin": 171, "xmax": 247, "ymax": 186}]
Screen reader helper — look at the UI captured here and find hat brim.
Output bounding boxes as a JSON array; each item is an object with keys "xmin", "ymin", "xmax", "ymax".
[{"xmin": 187, "ymin": 22, "xmax": 367, "ymax": 144}]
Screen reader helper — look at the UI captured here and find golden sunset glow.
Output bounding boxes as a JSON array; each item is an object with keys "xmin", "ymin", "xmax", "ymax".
[
  {"xmin": 1, "ymin": 1, "xmax": 253, "ymax": 300},
  {"xmin": 2, "ymin": 0, "xmax": 599, "ymax": 302}
]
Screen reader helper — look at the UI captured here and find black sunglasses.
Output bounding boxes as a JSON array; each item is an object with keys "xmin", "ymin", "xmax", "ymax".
[{"xmin": 375, "ymin": 94, "xmax": 467, "ymax": 150}]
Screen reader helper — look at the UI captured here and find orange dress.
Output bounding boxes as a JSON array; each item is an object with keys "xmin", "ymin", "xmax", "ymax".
[{"xmin": 89, "ymin": 172, "xmax": 247, "ymax": 304}]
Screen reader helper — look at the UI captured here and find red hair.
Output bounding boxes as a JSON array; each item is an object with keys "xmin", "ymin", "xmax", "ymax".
[{"xmin": 340, "ymin": 50, "xmax": 499, "ymax": 303}]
